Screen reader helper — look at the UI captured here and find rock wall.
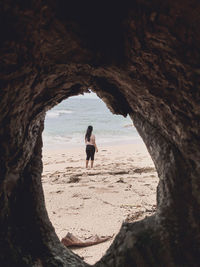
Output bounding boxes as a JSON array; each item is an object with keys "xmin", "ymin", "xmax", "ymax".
[{"xmin": 0, "ymin": 0, "xmax": 200, "ymax": 266}]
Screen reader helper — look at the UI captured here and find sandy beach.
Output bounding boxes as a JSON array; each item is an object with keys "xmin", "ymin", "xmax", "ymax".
[{"xmin": 42, "ymin": 142, "xmax": 158, "ymax": 265}]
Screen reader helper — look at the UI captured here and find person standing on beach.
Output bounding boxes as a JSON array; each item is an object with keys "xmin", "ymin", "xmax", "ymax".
[{"xmin": 85, "ymin": 125, "xmax": 98, "ymax": 168}]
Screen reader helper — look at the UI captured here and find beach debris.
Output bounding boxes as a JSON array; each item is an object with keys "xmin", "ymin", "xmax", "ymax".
[
  {"xmin": 72, "ymin": 193, "xmax": 81, "ymax": 198},
  {"xmin": 102, "ymin": 200, "xmax": 112, "ymax": 205},
  {"xmin": 56, "ymin": 190, "xmax": 64, "ymax": 194},
  {"xmin": 82, "ymin": 196, "xmax": 91, "ymax": 200},
  {"xmin": 67, "ymin": 175, "xmax": 81, "ymax": 183},
  {"xmin": 52, "ymin": 177, "xmax": 59, "ymax": 182},
  {"xmin": 50, "ymin": 190, "xmax": 64, "ymax": 194},
  {"xmin": 87, "ymin": 172, "xmax": 102, "ymax": 176},
  {"xmin": 133, "ymin": 167, "xmax": 155, "ymax": 174},
  {"xmin": 120, "ymin": 204, "xmax": 141, "ymax": 209},
  {"xmin": 61, "ymin": 232, "xmax": 113, "ymax": 248},
  {"xmin": 109, "ymin": 170, "xmax": 129, "ymax": 175},
  {"xmin": 116, "ymin": 178, "xmax": 125, "ymax": 183}
]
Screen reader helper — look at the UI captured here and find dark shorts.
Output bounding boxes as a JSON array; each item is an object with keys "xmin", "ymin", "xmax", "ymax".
[{"xmin": 86, "ymin": 145, "xmax": 95, "ymax": 160}]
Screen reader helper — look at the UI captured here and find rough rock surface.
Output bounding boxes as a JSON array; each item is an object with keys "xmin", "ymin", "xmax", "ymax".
[{"xmin": 0, "ymin": 0, "xmax": 200, "ymax": 266}]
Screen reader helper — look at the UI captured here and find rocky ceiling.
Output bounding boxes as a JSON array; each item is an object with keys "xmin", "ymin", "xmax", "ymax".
[{"xmin": 0, "ymin": 0, "xmax": 200, "ymax": 266}]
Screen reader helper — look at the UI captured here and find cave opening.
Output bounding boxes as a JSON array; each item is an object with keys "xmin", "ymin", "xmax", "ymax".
[
  {"xmin": 1, "ymin": 1, "xmax": 200, "ymax": 265},
  {"xmin": 41, "ymin": 91, "xmax": 158, "ymax": 265}
]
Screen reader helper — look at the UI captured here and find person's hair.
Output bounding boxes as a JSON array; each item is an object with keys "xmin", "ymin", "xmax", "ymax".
[{"xmin": 85, "ymin": 125, "xmax": 93, "ymax": 142}]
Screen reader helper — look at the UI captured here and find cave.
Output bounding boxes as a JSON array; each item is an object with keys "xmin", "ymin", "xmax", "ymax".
[
  {"xmin": 1, "ymin": 1, "xmax": 200, "ymax": 266},
  {"xmin": 42, "ymin": 92, "xmax": 158, "ymax": 265}
]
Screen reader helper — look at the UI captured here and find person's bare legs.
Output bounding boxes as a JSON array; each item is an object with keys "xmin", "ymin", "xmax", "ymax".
[
  {"xmin": 86, "ymin": 160, "xmax": 89, "ymax": 168},
  {"xmin": 91, "ymin": 160, "xmax": 94, "ymax": 168}
]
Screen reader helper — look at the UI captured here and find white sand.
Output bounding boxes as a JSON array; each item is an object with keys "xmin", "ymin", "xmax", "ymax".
[{"xmin": 42, "ymin": 142, "xmax": 158, "ymax": 265}]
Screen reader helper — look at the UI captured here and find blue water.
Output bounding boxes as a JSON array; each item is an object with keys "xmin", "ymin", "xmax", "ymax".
[{"xmin": 43, "ymin": 93, "xmax": 141, "ymax": 149}]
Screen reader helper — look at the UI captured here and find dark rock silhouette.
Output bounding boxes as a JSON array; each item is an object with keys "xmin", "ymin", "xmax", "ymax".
[{"xmin": 0, "ymin": 0, "xmax": 200, "ymax": 266}]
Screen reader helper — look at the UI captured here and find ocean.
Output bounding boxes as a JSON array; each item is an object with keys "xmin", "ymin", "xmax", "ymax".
[{"xmin": 42, "ymin": 93, "xmax": 141, "ymax": 150}]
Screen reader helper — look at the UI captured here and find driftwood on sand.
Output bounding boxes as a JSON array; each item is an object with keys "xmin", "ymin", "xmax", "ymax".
[{"xmin": 61, "ymin": 232, "xmax": 113, "ymax": 248}]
